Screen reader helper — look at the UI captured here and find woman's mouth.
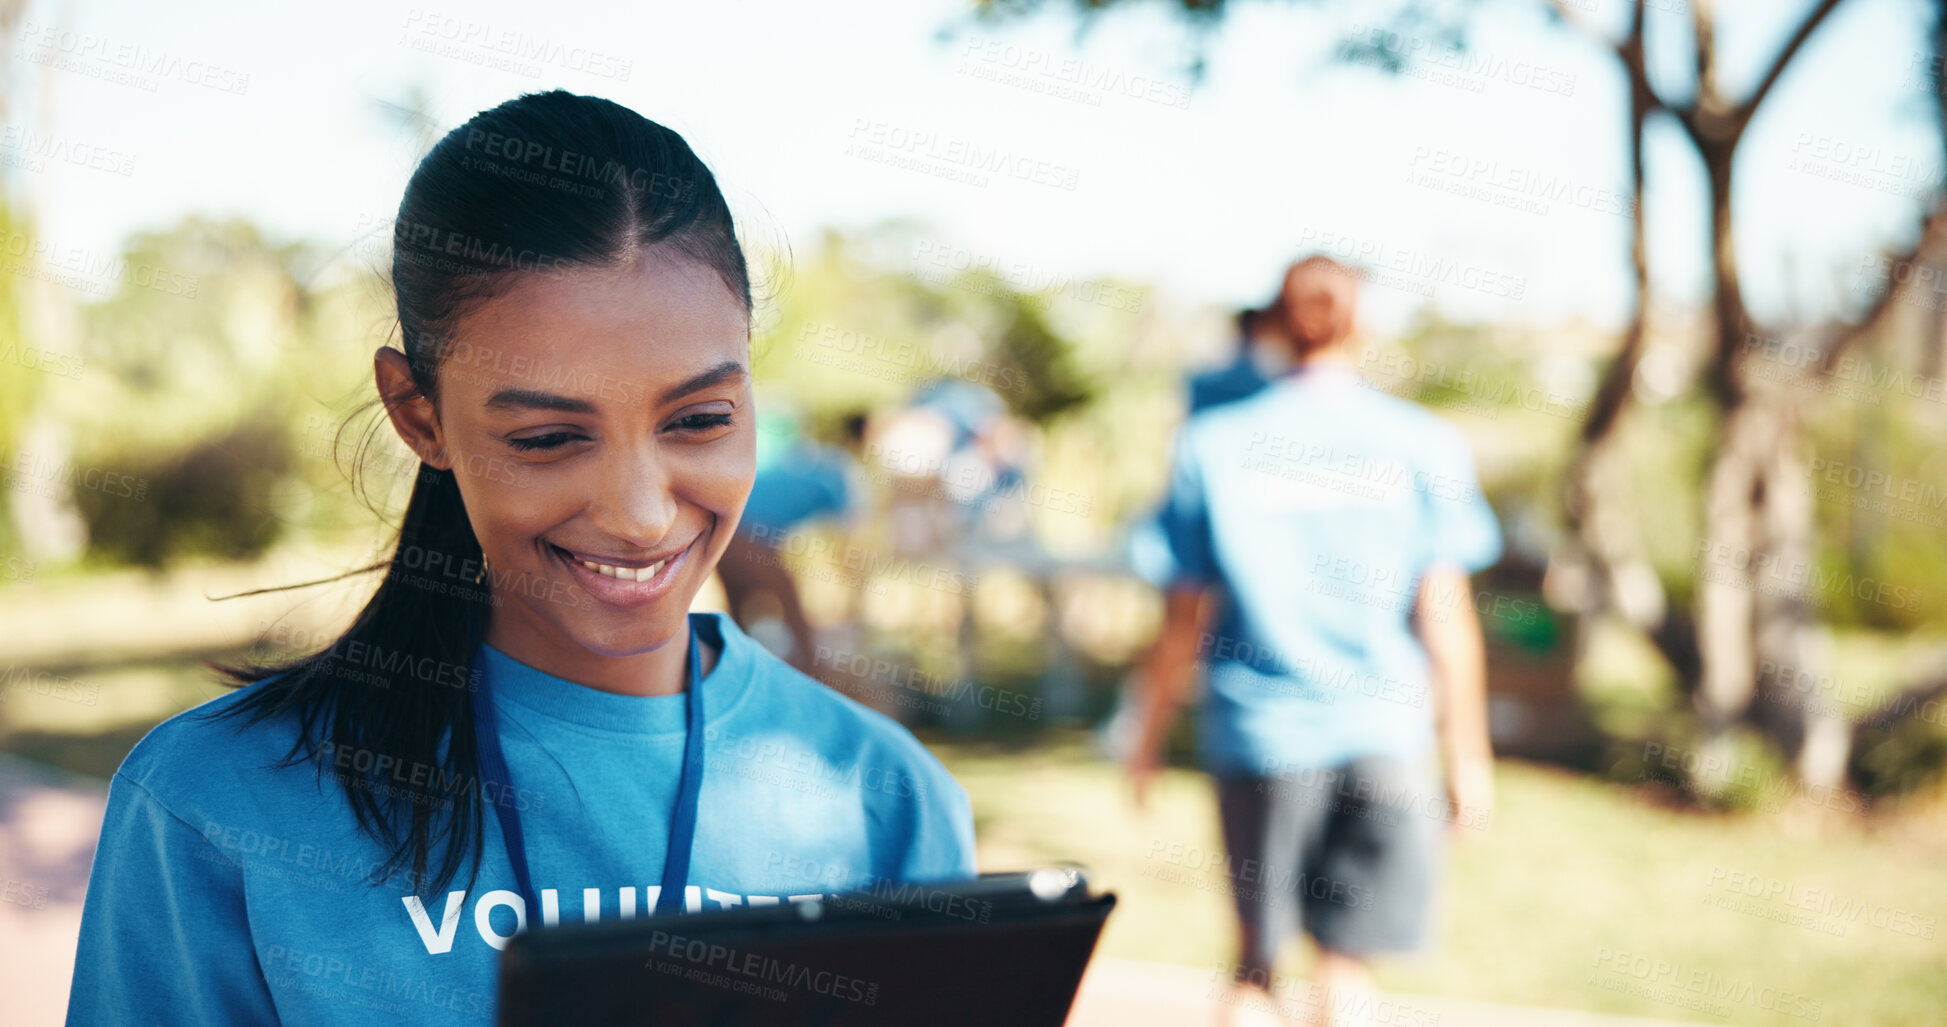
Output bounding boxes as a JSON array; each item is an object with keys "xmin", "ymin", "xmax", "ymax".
[
  {"xmin": 549, "ymin": 540, "xmax": 694, "ymax": 608},
  {"xmin": 568, "ymin": 553, "xmax": 670, "ymax": 581}
]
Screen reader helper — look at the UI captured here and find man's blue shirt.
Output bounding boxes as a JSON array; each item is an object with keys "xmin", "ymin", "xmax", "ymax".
[{"xmin": 1153, "ymin": 365, "xmax": 1503, "ymax": 776}]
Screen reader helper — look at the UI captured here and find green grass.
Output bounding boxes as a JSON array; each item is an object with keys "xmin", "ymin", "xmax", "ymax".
[
  {"xmin": 0, "ymin": 658, "xmax": 234, "ymax": 778},
  {"xmin": 934, "ymin": 734, "xmax": 1947, "ymax": 1027}
]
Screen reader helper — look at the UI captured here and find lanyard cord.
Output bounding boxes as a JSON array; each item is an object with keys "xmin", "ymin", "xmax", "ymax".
[
  {"xmin": 657, "ymin": 621, "xmax": 707, "ymax": 914},
  {"xmin": 470, "ymin": 618, "xmax": 706, "ymax": 924}
]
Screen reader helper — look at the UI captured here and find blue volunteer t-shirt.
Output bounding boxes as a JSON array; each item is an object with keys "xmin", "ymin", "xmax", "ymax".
[
  {"xmin": 738, "ymin": 441, "xmax": 857, "ymax": 540},
  {"xmin": 1155, "ymin": 364, "xmax": 1503, "ymax": 777},
  {"xmin": 66, "ymin": 611, "xmax": 976, "ymax": 1026}
]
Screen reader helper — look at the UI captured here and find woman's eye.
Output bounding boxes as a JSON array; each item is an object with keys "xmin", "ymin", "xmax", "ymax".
[
  {"xmin": 505, "ymin": 416, "xmax": 729, "ymax": 450},
  {"xmin": 506, "ymin": 432, "xmax": 582, "ymax": 452},
  {"xmin": 673, "ymin": 413, "xmax": 734, "ymax": 433}
]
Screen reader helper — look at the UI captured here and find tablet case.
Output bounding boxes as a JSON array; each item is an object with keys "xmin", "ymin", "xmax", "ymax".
[{"xmin": 498, "ymin": 869, "xmax": 1116, "ymax": 1026}]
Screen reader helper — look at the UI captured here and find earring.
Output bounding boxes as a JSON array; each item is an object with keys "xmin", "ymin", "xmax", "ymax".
[{"xmin": 475, "ymin": 556, "xmax": 489, "ymax": 585}]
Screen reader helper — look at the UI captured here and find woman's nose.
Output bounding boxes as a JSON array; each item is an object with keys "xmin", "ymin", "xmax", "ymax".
[{"xmin": 588, "ymin": 441, "xmax": 681, "ymax": 551}]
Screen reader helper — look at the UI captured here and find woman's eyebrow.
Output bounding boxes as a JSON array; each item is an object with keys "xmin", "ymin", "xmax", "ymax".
[
  {"xmin": 655, "ymin": 360, "xmax": 748, "ymax": 405},
  {"xmin": 483, "ymin": 388, "xmax": 596, "ymax": 414},
  {"xmin": 482, "ymin": 361, "xmax": 748, "ymax": 413}
]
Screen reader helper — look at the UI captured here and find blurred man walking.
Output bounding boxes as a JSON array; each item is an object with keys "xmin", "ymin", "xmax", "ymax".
[{"xmin": 1127, "ymin": 256, "xmax": 1503, "ymax": 1027}]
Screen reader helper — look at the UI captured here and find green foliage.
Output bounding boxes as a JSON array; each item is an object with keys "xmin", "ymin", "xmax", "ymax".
[
  {"xmin": 0, "ymin": 201, "xmax": 38, "ymax": 557},
  {"xmin": 69, "ymin": 217, "xmax": 308, "ymax": 449},
  {"xmin": 1806, "ymin": 391, "xmax": 1947, "ymax": 634},
  {"xmin": 967, "ymin": 0, "xmax": 1475, "ymax": 82},
  {"xmin": 1622, "ymin": 393, "xmax": 1714, "ymax": 609},
  {"xmin": 975, "ymin": 282, "xmax": 1094, "ymax": 421},
  {"xmin": 39, "ymin": 216, "xmax": 399, "ymax": 567},
  {"xmin": 71, "ymin": 409, "xmax": 294, "ymax": 567},
  {"xmin": 1851, "ymin": 688, "xmax": 1947, "ymax": 797},
  {"xmin": 0, "ymin": 202, "xmax": 39, "ymax": 458},
  {"xmin": 750, "ymin": 222, "xmax": 1106, "ymax": 425}
]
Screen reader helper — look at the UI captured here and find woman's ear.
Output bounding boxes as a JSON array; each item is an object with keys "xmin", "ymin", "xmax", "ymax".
[{"xmin": 374, "ymin": 347, "xmax": 454, "ymax": 471}]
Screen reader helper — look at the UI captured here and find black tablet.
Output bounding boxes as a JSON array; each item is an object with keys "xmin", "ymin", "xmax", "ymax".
[{"xmin": 497, "ymin": 867, "xmax": 1116, "ymax": 1026}]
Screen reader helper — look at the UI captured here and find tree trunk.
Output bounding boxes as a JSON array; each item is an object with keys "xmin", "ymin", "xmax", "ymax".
[
  {"xmin": 1749, "ymin": 389, "xmax": 1849, "ymax": 790},
  {"xmin": 1556, "ymin": 7, "xmax": 1671, "ymax": 676},
  {"xmin": 1690, "ymin": 141, "xmax": 1767, "ymax": 794},
  {"xmin": 1692, "ymin": 399, "xmax": 1766, "ymax": 790}
]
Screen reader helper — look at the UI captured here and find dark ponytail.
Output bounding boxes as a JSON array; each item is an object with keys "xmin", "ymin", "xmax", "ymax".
[{"xmin": 204, "ymin": 90, "xmax": 753, "ymax": 899}]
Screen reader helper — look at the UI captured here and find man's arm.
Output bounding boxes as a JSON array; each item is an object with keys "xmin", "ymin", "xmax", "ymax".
[
  {"xmin": 1413, "ymin": 565, "xmax": 1495, "ymax": 833},
  {"xmin": 1127, "ymin": 584, "xmax": 1217, "ymax": 809}
]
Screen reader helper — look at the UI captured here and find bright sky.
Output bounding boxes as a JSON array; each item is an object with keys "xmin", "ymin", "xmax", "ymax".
[{"xmin": 5, "ymin": 0, "xmax": 1937, "ymax": 337}]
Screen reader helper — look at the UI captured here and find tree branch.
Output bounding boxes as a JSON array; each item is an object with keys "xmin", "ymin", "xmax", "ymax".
[
  {"xmin": 1693, "ymin": 0, "xmax": 1718, "ymax": 110},
  {"xmin": 1816, "ymin": 0, "xmax": 1947, "ymax": 369},
  {"xmin": 1819, "ymin": 202, "xmax": 1947, "ymax": 369},
  {"xmin": 1539, "ymin": 0, "xmax": 1677, "ymax": 117},
  {"xmin": 1736, "ymin": 0, "xmax": 1849, "ymax": 129},
  {"xmin": 1577, "ymin": 13, "xmax": 1653, "ymax": 448}
]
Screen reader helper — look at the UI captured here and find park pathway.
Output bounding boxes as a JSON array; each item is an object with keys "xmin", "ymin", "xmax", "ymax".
[{"xmin": 0, "ymin": 754, "xmax": 102, "ymax": 1027}]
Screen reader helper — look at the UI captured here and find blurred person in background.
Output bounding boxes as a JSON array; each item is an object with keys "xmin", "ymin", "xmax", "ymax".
[
  {"xmin": 1121, "ymin": 299, "xmax": 1294, "ymax": 665},
  {"xmin": 863, "ymin": 378, "xmax": 1066, "ymax": 725},
  {"xmin": 1125, "ymin": 255, "xmax": 1502, "ymax": 1027},
  {"xmin": 1187, "ymin": 304, "xmax": 1289, "ymax": 416},
  {"xmin": 906, "ymin": 377, "xmax": 1021, "ymax": 522},
  {"xmin": 1109, "ymin": 299, "xmax": 1290, "ymax": 757},
  {"xmin": 868, "ymin": 377, "xmax": 1009, "ymax": 557},
  {"xmin": 867, "ymin": 376, "xmax": 1046, "ymax": 575}
]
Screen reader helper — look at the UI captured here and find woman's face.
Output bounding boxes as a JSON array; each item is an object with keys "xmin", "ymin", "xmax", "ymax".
[{"xmin": 410, "ymin": 250, "xmax": 754, "ymax": 664}]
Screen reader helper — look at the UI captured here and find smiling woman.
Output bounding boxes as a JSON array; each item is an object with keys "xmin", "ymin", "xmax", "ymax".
[{"xmin": 65, "ymin": 91, "xmax": 978, "ymax": 1027}]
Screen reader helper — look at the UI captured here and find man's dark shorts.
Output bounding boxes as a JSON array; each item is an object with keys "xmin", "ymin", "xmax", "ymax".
[{"xmin": 1215, "ymin": 754, "xmax": 1444, "ymax": 978}]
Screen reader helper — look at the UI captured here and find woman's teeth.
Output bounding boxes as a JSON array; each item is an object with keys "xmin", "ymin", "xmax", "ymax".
[{"xmin": 572, "ymin": 556, "xmax": 666, "ymax": 582}]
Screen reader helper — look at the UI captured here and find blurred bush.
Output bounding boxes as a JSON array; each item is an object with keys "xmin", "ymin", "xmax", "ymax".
[{"xmin": 70, "ymin": 408, "xmax": 293, "ymax": 567}]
